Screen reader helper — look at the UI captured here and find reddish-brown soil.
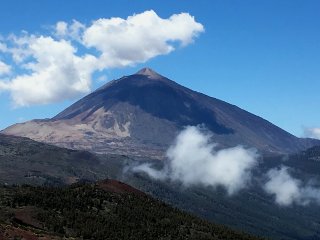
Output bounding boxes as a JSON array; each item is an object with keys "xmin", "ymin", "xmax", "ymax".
[
  {"xmin": 97, "ymin": 179, "xmax": 146, "ymax": 197},
  {"xmin": 0, "ymin": 224, "xmax": 61, "ymax": 240},
  {"xmin": 14, "ymin": 207, "xmax": 43, "ymax": 229}
]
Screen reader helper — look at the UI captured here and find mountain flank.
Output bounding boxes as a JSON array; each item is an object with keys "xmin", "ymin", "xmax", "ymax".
[{"xmin": 2, "ymin": 68, "xmax": 319, "ymax": 158}]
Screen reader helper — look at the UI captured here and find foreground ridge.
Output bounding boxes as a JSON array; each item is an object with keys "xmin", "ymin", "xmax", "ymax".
[{"xmin": 0, "ymin": 181, "xmax": 264, "ymax": 240}]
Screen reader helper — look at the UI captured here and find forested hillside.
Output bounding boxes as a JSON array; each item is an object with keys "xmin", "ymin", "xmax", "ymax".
[{"xmin": 0, "ymin": 180, "xmax": 263, "ymax": 240}]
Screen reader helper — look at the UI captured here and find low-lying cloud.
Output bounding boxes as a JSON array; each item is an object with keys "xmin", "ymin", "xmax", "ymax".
[
  {"xmin": 131, "ymin": 126, "xmax": 320, "ymax": 206},
  {"xmin": 264, "ymin": 166, "xmax": 320, "ymax": 206},
  {"xmin": 133, "ymin": 126, "xmax": 259, "ymax": 195},
  {"xmin": 0, "ymin": 10, "xmax": 204, "ymax": 106},
  {"xmin": 304, "ymin": 127, "xmax": 320, "ymax": 140}
]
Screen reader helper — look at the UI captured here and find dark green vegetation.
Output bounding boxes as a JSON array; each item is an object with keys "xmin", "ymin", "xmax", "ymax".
[
  {"xmin": 0, "ymin": 180, "xmax": 263, "ymax": 240},
  {"xmin": 1, "ymin": 134, "xmax": 320, "ymax": 239}
]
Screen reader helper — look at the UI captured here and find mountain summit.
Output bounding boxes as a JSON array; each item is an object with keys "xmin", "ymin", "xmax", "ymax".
[
  {"xmin": 2, "ymin": 68, "xmax": 319, "ymax": 158},
  {"xmin": 135, "ymin": 67, "xmax": 164, "ymax": 79}
]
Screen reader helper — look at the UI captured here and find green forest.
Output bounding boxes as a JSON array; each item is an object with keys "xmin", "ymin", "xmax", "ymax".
[{"xmin": 0, "ymin": 181, "xmax": 264, "ymax": 240}]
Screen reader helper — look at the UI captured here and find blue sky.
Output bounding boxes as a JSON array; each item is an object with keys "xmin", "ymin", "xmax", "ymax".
[{"xmin": 0, "ymin": 0, "xmax": 319, "ymax": 137}]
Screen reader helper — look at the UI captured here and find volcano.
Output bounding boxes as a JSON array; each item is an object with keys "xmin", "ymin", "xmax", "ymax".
[{"xmin": 2, "ymin": 68, "xmax": 319, "ymax": 158}]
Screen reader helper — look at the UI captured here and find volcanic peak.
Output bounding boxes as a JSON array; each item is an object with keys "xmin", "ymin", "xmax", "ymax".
[{"xmin": 135, "ymin": 67, "xmax": 164, "ymax": 79}]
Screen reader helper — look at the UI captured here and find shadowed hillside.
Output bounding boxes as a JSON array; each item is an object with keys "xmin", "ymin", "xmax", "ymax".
[{"xmin": 0, "ymin": 133, "xmax": 122, "ymax": 185}]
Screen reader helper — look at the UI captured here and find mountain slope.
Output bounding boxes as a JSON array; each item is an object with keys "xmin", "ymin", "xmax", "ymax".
[
  {"xmin": 0, "ymin": 133, "xmax": 320, "ymax": 239},
  {"xmin": 2, "ymin": 68, "xmax": 319, "ymax": 158},
  {"xmin": 0, "ymin": 180, "xmax": 264, "ymax": 240},
  {"xmin": 0, "ymin": 133, "xmax": 122, "ymax": 185}
]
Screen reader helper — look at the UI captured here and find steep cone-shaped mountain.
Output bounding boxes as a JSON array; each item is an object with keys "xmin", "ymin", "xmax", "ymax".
[
  {"xmin": 3, "ymin": 68, "xmax": 319, "ymax": 158},
  {"xmin": 54, "ymin": 68, "xmax": 233, "ymax": 135}
]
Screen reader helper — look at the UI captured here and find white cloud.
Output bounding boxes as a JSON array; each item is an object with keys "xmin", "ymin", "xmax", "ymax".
[
  {"xmin": 55, "ymin": 20, "xmax": 85, "ymax": 41},
  {"xmin": 0, "ymin": 10, "xmax": 204, "ymax": 106},
  {"xmin": 55, "ymin": 21, "xmax": 68, "ymax": 37},
  {"xmin": 264, "ymin": 166, "xmax": 320, "ymax": 206},
  {"xmin": 304, "ymin": 128, "xmax": 320, "ymax": 140},
  {"xmin": 6, "ymin": 34, "xmax": 35, "ymax": 63},
  {"xmin": 0, "ymin": 42, "xmax": 8, "ymax": 52},
  {"xmin": 82, "ymin": 10, "xmax": 204, "ymax": 68},
  {"xmin": 0, "ymin": 36, "xmax": 98, "ymax": 106},
  {"xmin": 264, "ymin": 166, "xmax": 301, "ymax": 206},
  {"xmin": 132, "ymin": 126, "xmax": 320, "ymax": 204},
  {"xmin": 132, "ymin": 163, "xmax": 168, "ymax": 180},
  {"xmin": 132, "ymin": 126, "xmax": 258, "ymax": 195},
  {"xmin": 0, "ymin": 61, "xmax": 11, "ymax": 76},
  {"xmin": 97, "ymin": 75, "xmax": 107, "ymax": 82}
]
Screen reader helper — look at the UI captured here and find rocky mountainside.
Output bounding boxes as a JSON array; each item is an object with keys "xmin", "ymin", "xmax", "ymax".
[{"xmin": 2, "ymin": 68, "xmax": 319, "ymax": 158}]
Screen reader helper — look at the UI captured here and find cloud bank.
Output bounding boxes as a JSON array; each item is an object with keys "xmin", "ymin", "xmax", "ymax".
[
  {"xmin": 132, "ymin": 126, "xmax": 320, "ymax": 206},
  {"xmin": 0, "ymin": 10, "xmax": 204, "ymax": 106},
  {"xmin": 264, "ymin": 166, "xmax": 320, "ymax": 206},
  {"xmin": 133, "ymin": 126, "xmax": 259, "ymax": 195}
]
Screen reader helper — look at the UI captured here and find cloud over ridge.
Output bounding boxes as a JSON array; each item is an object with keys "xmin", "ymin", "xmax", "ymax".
[
  {"xmin": 133, "ymin": 126, "xmax": 259, "ymax": 195},
  {"xmin": 264, "ymin": 166, "xmax": 320, "ymax": 206},
  {"xmin": 304, "ymin": 127, "xmax": 320, "ymax": 140},
  {"xmin": 132, "ymin": 126, "xmax": 320, "ymax": 206}
]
